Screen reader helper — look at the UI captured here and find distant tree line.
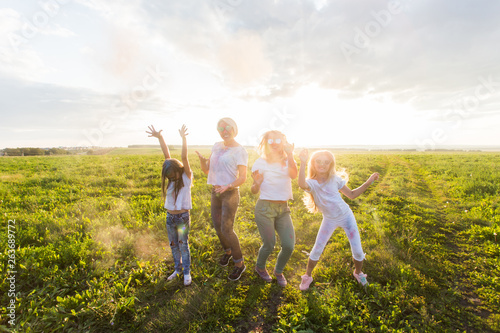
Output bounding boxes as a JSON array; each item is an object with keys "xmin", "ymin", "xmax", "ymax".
[{"xmin": 2, "ymin": 148, "xmax": 70, "ymax": 156}]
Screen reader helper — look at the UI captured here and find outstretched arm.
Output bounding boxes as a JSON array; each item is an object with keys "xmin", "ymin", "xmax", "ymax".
[
  {"xmin": 179, "ymin": 124, "xmax": 191, "ymax": 179},
  {"xmin": 298, "ymin": 149, "xmax": 310, "ymax": 191},
  {"xmin": 284, "ymin": 142, "xmax": 297, "ymax": 179},
  {"xmin": 146, "ymin": 125, "xmax": 170, "ymax": 159},
  {"xmin": 195, "ymin": 151, "xmax": 210, "ymax": 175},
  {"xmin": 339, "ymin": 173, "xmax": 379, "ymax": 199}
]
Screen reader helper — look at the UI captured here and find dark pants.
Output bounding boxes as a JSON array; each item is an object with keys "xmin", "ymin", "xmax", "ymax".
[{"xmin": 211, "ymin": 187, "xmax": 243, "ymax": 263}]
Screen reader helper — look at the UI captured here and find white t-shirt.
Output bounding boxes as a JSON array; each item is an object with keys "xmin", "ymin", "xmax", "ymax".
[
  {"xmin": 251, "ymin": 157, "xmax": 293, "ymax": 201},
  {"xmin": 207, "ymin": 142, "xmax": 248, "ymax": 186},
  {"xmin": 305, "ymin": 175, "xmax": 350, "ymax": 218},
  {"xmin": 164, "ymin": 172, "xmax": 192, "ymax": 210}
]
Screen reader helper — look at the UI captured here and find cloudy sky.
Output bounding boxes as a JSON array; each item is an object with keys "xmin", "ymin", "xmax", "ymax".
[{"xmin": 1, "ymin": 0, "xmax": 500, "ymax": 149}]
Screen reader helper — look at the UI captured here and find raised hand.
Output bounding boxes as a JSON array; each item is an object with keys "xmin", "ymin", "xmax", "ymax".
[
  {"xmin": 368, "ymin": 172, "xmax": 380, "ymax": 185},
  {"xmin": 195, "ymin": 150, "xmax": 207, "ymax": 162},
  {"xmin": 196, "ymin": 150, "xmax": 210, "ymax": 175},
  {"xmin": 299, "ymin": 149, "xmax": 309, "ymax": 163},
  {"xmin": 179, "ymin": 124, "xmax": 189, "ymax": 138},
  {"xmin": 146, "ymin": 125, "xmax": 162, "ymax": 139},
  {"xmin": 284, "ymin": 142, "xmax": 295, "ymax": 155},
  {"xmin": 252, "ymin": 170, "xmax": 264, "ymax": 186}
]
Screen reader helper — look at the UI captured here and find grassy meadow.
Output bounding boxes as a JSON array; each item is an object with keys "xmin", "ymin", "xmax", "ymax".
[{"xmin": 0, "ymin": 149, "xmax": 499, "ymax": 332}]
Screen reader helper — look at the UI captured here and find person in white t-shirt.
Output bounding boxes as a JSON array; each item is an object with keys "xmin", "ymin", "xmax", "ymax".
[
  {"xmin": 250, "ymin": 130, "xmax": 297, "ymax": 287},
  {"xmin": 195, "ymin": 118, "xmax": 248, "ymax": 281},
  {"xmin": 147, "ymin": 124, "xmax": 193, "ymax": 286},
  {"xmin": 297, "ymin": 149, "xmax": 379, "ymax": 291}
]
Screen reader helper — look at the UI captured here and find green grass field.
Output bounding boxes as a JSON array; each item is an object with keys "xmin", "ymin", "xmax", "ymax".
[{"xmin": 1, "ymin": 150, "xmax": 499, "ymax": 332}]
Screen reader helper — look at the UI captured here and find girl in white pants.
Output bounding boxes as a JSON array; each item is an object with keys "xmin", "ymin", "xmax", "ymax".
[{"xmin": 297, "ymin": 149, "xmax": 379, "ymax": 290}]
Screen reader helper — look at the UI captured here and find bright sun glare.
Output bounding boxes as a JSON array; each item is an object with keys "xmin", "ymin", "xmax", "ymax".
[
  {"xmin": 276, "ymin": 84, "xmax": 420, "ymax": 148},
  {"xmin": 129, "ymin": 84, "xmax": 421, "ymax": 149}
]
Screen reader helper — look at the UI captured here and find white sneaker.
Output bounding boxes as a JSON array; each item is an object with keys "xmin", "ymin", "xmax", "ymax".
[
  {"xmin": 167, "ymin": 271, "xmax": 181, "ymax": 281},
  {"xmin": 353, "ymin": 271, "xmax": 369, "ymax": 286},
  {"xmin": 184, "ymin": 274, "xmax": 192, "ymax": 286},
  {"xmin": 299, "ymin": 274, "xmax": 313, "ymax": 291}
]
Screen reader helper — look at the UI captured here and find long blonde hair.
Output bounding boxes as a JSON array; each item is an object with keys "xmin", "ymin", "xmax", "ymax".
[
  {"xmin": 303, "ymin": 150, "xmax": 348, "ymax": 213},
  {"xmin": 257, "ymin": 130, "xmax": 288, "ymax": 165}
]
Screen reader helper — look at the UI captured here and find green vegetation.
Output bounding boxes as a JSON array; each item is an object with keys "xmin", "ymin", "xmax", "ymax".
[
  {"xmin": 2, "ymin": 148, "xmax": 71, "ymax": 156},
  {"xmin": 1, "ymin": 151, "xmax": 499, "ymax": 332}
]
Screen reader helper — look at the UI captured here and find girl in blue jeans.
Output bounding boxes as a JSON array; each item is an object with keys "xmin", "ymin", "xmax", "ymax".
[{"xmin": 147, "ymin": 124, "xmax": 193, "ymax": 286}]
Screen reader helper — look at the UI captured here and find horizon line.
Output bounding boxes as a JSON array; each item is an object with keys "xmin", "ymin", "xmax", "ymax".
[{"xmin": 3, "ymin": 144, "xmax": 500, "ymax": 151}]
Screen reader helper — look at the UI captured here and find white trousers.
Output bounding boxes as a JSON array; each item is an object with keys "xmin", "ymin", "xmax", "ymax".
[{"xmin": 309, "ymin": 210, "xmax": 365, "ymax": 262}]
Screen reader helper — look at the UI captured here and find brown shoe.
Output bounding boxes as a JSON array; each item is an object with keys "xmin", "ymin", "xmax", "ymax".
[
  {"xmin": 228, "ymin": 264, "xmax": 246, "ymax": 281},
  {"xmin": 219, "ymin": 253, "xmax": 232, "ymax": 267}
]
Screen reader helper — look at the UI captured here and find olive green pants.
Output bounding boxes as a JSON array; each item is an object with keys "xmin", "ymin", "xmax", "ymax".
[{"xmin": 254, "ymin": 200, "xmax": 295, "ymax": 274}]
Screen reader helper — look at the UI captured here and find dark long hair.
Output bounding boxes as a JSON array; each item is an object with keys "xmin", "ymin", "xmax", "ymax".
[{"xmin": 161, "ymin": 159, "xmax": 185, "ymax": 203}]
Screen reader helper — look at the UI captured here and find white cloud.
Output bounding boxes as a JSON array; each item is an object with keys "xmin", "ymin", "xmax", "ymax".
[
  {"xmin": 0, "ymin": 5, "xmax": 76, "ymax": 80},
  {"xmin": 0, "ymin": 48, "xmax": 47, "ymax": 80},
  {"xmin": 0, "ymin": 8, "xmax": 22, "ymax": 33},
  {"xmin": 217, "ymin": 30, "xmax": 273, "ymax": 86},
  {"xmin": 1, "ymin": 0, "xmax": 500, "ymax": 148},
  {"xmin": 39, "ymin": 23, "xmax": 76, "ymax": 37}
]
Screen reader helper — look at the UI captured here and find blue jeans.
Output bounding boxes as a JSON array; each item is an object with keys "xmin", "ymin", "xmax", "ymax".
[{"xmin": 166, "ymin": 211, "xmax": 191, "ymax": 275}]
